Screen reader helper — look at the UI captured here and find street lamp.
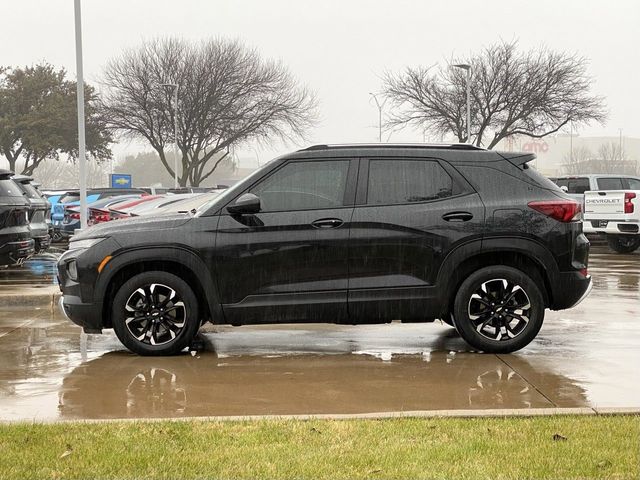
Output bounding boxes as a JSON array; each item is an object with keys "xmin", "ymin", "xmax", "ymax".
[
  {"xmin": 453, "ymin": 64, "xmax": 471, "ymax": 143},
  {"xmin": 161, "ymin": 83, "xmax": 179, "ymax": 189},
  {"xmin": 369, "ymin": 92, "xmax": 387, "ymax": 142},
  {"xmin": 73, "ymin": 0, "xmax": 87, "ymax": 230}
]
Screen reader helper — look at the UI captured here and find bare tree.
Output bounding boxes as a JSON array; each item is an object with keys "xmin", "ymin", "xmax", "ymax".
[
  {"xmin": 562, "ymin": 146, "xmax": 593, "ymax": 174},
  {"xmin": 562, "ymin": 142, "xmax": 638, "ymax": 175},
  {"xmin": 100, "ymin": 38, "xmax": 317, "ymax": 186},
  {"xmin": 382, "ymin": 41, "xmax": 606, "ymax": 148}
]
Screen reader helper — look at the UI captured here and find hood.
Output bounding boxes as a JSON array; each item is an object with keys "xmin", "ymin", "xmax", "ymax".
[{"xmin": 73, "ymin": 213, "xmax": 193, "ymax": 240}]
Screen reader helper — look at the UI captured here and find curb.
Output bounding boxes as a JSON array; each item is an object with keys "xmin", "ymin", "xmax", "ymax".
[
  {"xmin": 2, "ymin": 407, "xmax": 639, "ymax": 425},
  {"xmin": 0, "ymin": 288, "xmax": 61, "ymax": 309}
]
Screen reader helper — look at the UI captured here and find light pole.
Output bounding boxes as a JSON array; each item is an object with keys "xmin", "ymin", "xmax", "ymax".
[
  {"xmin": 453, "ymin": 64, "xmax": 471, "ymax": 143},
  {"xmin": 74, "ymin": 0, "xmax": 87, "ymax": 230},
  {"xmin": 161, "ymin": 83, "xmax": 179, "ymax": 189},
  {"xmin": 369, "ymin": 92, "xmax": 387, "ymax": 142}
]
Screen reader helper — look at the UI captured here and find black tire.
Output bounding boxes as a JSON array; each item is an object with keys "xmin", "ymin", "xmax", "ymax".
[
  {"xmin": 112, "ymin": 271, "xmax": 200, "ymax": 356},
  {"xmin": 606, "ymin": 234, "xmax": 640, "ymax": 254},
  {"xmin": 452, "ymin": 266, "xmax": 545, "ymax": 353}
]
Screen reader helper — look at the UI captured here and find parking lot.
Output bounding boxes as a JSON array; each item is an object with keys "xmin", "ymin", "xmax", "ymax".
[{"xmin": 0, "ymin": 244, "xmax": 638, "ymax": 421}]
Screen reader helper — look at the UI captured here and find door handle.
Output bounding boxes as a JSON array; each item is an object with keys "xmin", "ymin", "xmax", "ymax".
[
  {"xmin": 442, "ymin": 211, "xmax": 473, "ymax": 222},
  {"xmin": 311, "ymin": 218, "xmax": 344, "ymax": 229}
]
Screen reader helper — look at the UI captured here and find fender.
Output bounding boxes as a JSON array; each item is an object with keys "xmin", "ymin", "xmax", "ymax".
[
  {"xmin": 437, "ymin": 236, "xmax": 560, "ymax": 302},
  {"xmin": 94, "ymin": 245, "xmax": 224, "ymax": 323}
]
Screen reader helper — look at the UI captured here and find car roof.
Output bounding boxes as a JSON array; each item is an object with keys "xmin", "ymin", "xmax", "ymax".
[{"xmin": 281, "ymin": 143, "xmax": 506, "ymax": 163}]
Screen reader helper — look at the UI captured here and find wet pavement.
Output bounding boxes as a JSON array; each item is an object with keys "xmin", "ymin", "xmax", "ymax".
[{"xmin": 0, "ymin": 245, "xmax": 638, "ymax": 421}]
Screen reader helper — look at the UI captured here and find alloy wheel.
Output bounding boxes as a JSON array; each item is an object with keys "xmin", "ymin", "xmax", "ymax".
[
  {"xmin": 467, "ymin": 278, "xmax": 532, "ymax": 342},
  {"xmin": 124, "ymin": 283, "xmax": 186, "ymax": 346}
]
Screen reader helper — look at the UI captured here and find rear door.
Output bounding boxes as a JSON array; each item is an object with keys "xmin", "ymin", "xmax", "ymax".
[{"xmin": 348, "ymin": 158, "xmax": 485, "ymax": 322}]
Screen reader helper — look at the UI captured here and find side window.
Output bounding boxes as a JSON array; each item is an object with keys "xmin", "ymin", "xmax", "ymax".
[
  {"xmin": 367, "ymin": 159, "xmax": 453, "ymax": 205},
  {"xmin": 625, "ymin": 178, "xmax": 640, "ymax": 190},
  {"xmin": 597, "ymin": 178, "xmax": 624, "ymax": 190},
  {"xmin": 567, "ymin": 178, "xmax": 590, "ymax": 194},
  {"xmin": 251, "ymin": 160, "xmax": 350, "ymax": 212}
]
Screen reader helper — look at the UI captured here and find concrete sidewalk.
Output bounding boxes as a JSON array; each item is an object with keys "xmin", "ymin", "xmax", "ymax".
[{"xmin": 0, "ymin": 285, "xmax": 60, "ymax": 308}]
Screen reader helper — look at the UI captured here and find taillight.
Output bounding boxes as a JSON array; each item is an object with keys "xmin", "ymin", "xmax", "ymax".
[
  {"xmin": 624, "ymin": 192, "xmax": 636, "ymax": 214},
  {"xmin": 69, "ymin": 212, "xmax": 80, "ymax": 220},
  {"xmin": 528, "ymin": 200, "xmax": 581, "ymax": 223}
]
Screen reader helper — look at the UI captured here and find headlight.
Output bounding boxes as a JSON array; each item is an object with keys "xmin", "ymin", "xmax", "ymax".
[
  {"xmin": 67, "ymin": 237, "xmax": 106, "ymax": 251},
  {"xmin": 67, "ymin": 260, "xmax": 78, "ymax": 281}
]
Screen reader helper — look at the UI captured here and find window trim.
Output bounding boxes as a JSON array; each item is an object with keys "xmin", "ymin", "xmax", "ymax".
[
  {"xmin": 227, "ymin": 157, "xmax": 358, "ymax": 214},
  {"xmin": 356, "ymin": 157, "xmax": 469, "ymax": 208}
]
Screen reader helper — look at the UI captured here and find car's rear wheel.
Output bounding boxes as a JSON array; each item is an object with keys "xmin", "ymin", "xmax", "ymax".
[
  {"xmin": 452, "ymin": 266, "xmax": 545, "ymax": 353},
  {"xmin": 606, "ymin": 234, "xmax": 640, "ymax": 254},
  {"xmin": 112, "ymin": 271, "xmax": 199, "ymax": 356}
]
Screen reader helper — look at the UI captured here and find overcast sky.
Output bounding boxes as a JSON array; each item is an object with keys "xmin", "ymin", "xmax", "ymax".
[{"xmin": 2, "ymin": 0, "xmax": 638, "ymax": 166}]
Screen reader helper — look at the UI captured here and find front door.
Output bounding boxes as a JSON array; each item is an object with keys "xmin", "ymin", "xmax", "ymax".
[{"xmin": 214, "ymin": 158, "xmax": 356, "ymax": 324}]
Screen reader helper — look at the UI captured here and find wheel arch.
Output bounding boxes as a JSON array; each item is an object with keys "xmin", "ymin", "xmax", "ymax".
[
  {"xmin": 95, "ymin": 247, "xmax": 222, "ymax": 329},
  {"xmin": 438, "ymin": 237, "xmax": 559, "ymax": 316}
]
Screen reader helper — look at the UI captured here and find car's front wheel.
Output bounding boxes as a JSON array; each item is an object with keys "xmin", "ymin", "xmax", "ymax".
[
  {"xmin": 112, "ymin": 271, "xmax": 200, "ymax": 356},
  {"xmin": 452, "ymin": 266, "xmax": 545, "ymax": 353},
  {"xmin": 606, "ymin": 234, "xmax": 640, "ymax": 254}
]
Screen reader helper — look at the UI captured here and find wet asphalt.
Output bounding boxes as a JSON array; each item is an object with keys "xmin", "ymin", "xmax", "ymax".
[{"xmin": 0, "ymin": 243, "xmax": 638, "ymax": 421}]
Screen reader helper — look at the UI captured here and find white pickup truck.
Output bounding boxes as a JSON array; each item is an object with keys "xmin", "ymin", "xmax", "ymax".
[{"xmin": 583, "ymin": 190, "xmax": 640, "ymax": 253}]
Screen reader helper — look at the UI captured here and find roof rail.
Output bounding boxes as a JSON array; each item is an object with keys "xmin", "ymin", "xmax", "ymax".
[{"xmin": 300, "ymin": 143, "xmax": 485, "ymax": 152}]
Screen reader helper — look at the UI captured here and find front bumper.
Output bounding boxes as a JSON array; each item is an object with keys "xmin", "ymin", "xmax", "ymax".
[
  {"xmin": 0, "ymin": 238, "xmax": 35, "ymax": 266},
  {"xmin": 33, "ymin": 235, "xmax": 51, "ymax": 253},
  {"xmin": 59, "ymin": 295, "xmax": 103, "ymax": 334},
  {"xmin": 551, "ymin": 271, "xmax": 593, "ymax": 310}
]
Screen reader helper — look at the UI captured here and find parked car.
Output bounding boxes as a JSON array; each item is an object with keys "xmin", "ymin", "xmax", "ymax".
[
  {"xmin": 57, "ymin": 188, "xmax": 148, "ymax": 238},
  {"xmin": 583, "ymin": 189, "xmax": 640, "ymax": 253},
  {"xmin": 549, "ymin": 174, "xmax": 640, "ymax": 203},
  {"xmin": 32, "ymin": 182, "xmax": 54, "ymax": 240},
  {"xmin": 58, "ymin": 144, "xmax": 591, "ymax": 355},
  {"xmin": 64, "ymin": 195, "xmax": 144, "ymax": 228},
  {"xmin": 122, "ymin": 194, "xmax": 201, "ymax": 217},
  {"xmin": 11, "ymin": 175, "xmax": 51, "ymax": 254},
  {"xmin": 152, "ymin": 191, "xmax": 224, "ymax": 215},
  {"xmin": 0, "ymin": 170, "xmax": 34, "ymax": 266},
  {"xmin": 106, "ymin": 195, "xmax": 162, "ymax": 219}
]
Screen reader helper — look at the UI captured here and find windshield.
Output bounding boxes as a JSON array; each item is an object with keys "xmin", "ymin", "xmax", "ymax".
[
  {"xmin": 19, "ymin": 182, "xmax": 43, "ymax": 200},
  {"xmin": 0, "ymin": 179, "xmax": 23, "ymax": 197},
  {"xmin": 195, "ymin": 158, "xmax": 278, "ymax": 216}
]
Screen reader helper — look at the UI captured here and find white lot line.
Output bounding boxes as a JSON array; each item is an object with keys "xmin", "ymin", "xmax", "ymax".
[
  {"xmin": 1, "ymin": 407, "xmax": 639, "ymax": 425},
  {"xmin": 0, "ymin": 319, "xmax": 34, "ymax": 339}
]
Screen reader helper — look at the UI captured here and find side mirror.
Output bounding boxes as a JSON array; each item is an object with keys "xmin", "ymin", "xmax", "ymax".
[
  {"xmin": 227, "ymin": 193, "xmax": 261, "ymax": 215},
  {"xmin": 560, "ymin": 185, "xmax": 568, "ymax": 193}
]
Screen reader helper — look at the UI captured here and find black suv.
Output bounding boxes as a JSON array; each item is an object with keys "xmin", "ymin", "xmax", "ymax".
[
  {"xmin": 1, "ymin": 170, "xmax": 34, "ymax": 266},
  {"xmin": 11, "ymin": 175, "xmax": 51, "ymax": 254},
  {"xmin": 58, "ymin": 144, "xmax": 591, "ymax": 355}
]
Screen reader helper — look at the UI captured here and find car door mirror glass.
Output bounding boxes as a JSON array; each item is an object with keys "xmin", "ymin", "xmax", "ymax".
[{"xmin": 227, "ymin": 193, "xmax": 261, "ymax": 214}]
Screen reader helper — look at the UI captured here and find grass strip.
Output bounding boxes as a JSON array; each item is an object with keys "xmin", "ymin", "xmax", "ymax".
[{"xmin": 0, "ymin": 414, "xmax": 638, "ymax": 479}]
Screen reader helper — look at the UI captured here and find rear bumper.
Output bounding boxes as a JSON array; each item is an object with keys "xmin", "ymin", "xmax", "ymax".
[
  {"xmin": 551, "ymin": 271, "xmax": 592, "ymax": 310},
  {"xmin": 583, "ymin": 220, "xmax": 639, "ymax": 235},
  {"xmin": 59, "ymin": 295, "xmax": 103, "ymax": 334}
]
